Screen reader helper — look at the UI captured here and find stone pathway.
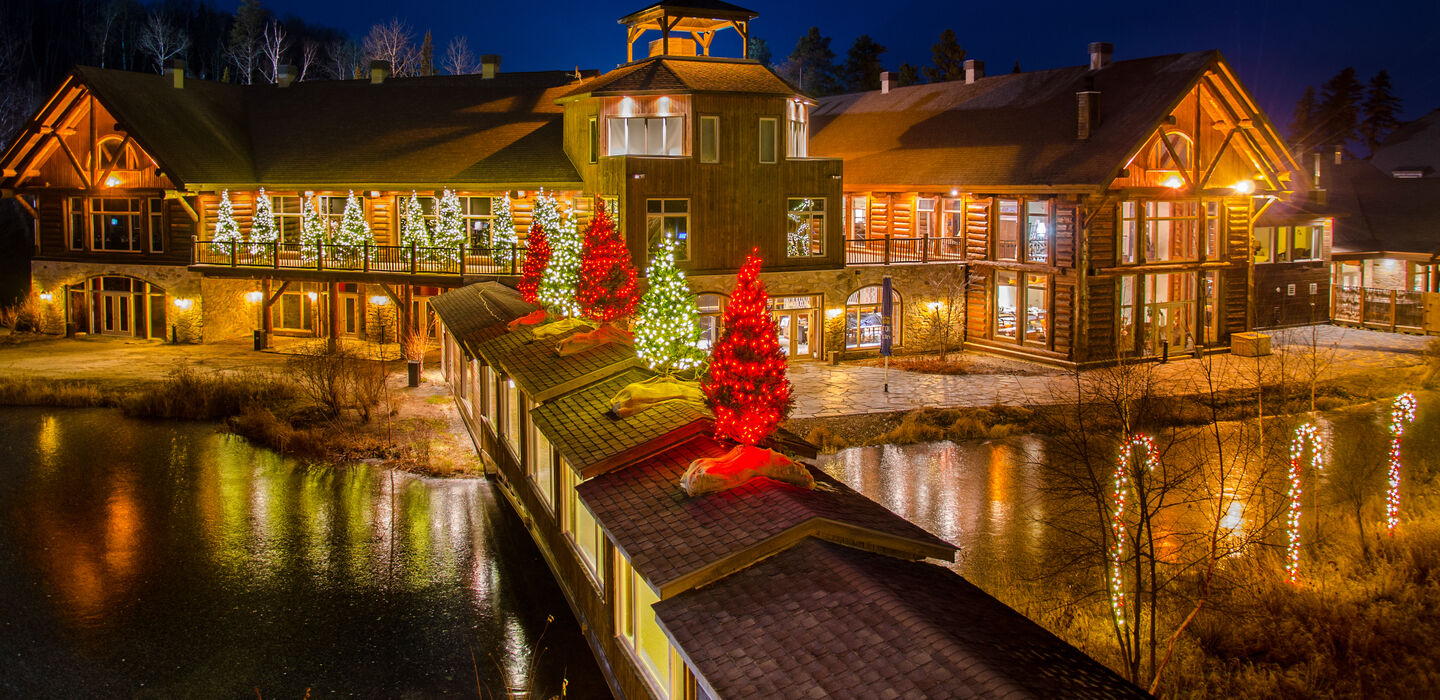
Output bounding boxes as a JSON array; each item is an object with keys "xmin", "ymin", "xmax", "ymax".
[{"xmin": 789, "ymin": 325, "xmax": 1431, "ymax": 418}]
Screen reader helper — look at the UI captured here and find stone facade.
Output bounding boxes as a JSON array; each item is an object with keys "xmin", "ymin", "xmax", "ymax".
[{"xmin": 199, "ymin": 277, "xmax": 259, "ymax": 342}]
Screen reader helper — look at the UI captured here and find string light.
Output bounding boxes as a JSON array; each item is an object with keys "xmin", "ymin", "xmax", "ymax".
[
  {"xmin": 1286, "ymin": 423, "xmax": 1324, "ymax": 585},
  {"xmin": 1387, "ymin": 392, "xmax": 1417, "ymax": 536},
  {"xmin": 575, "ymin": 200, "xmax": 638, "ymax": 323},
  {"xmin": 1109, "ymin": 434, "xmax": 1155, "ymax": 629},
  {"xmin": 517, "ymin": 221, "xmax": 549, "ymax": 304},
  {"xmin": 535, "ymin": 189, "xmax": 582, "ymax": 317},
  {"xmin": 701, "ymin": 249, "xmax": 794, "ymax": 446},
  {"xmin": 634, "ymin": 233, "xmax": 705, "ymax": 374}
]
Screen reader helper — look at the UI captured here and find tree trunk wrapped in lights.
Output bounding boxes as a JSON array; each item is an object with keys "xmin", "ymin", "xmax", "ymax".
[
  {"xmin": 299, "ymin": 196, "xmax": 326, "ymax": 262},
  {"xmin": 683, "ymin": 250, "xmax": 808, "ymax": 497},
  {"xmin": 332, "ymin": 191, "xmax": 371, "ymax": 262},
  {"xmin": 576, "ymin": 201, "xmax": 638, "ymax": 324},
  {"xmin": 1387, "ymin": 392, "xmax": 1417, "ymax": 536},
  {"xmin": 249, "ymin": 187, "xmax": 278, "ymax": 259},
  {"xmin": 535, "ymin": 189, "xmax": 581, "ymax": 317},
  {"xmin": 1109, "ymin": 434, "xmax": 1156, "ymax": 631},
  {"xmin": 432, "ymin": 188, "xmax": 466, "ymax": 265},
  {"xmin": 211, "ymin": 189, "xmax": 243, "ymax": 255},
  {"xmin": 634, "ymin": 234, "xmax": 705, "ymax": 375},
  {"xmin": 1287, "ymin": 423, "xmax": 1324, "ymax": 585}
]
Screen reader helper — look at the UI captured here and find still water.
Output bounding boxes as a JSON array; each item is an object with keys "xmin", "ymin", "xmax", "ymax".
[{"xmin": 0, "ymin": 408, "xmax": 606, "ymax": 698}]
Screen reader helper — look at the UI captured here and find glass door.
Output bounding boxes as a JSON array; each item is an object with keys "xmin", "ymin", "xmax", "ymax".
[
  {"xmin": 777, "ymin": 314, "xmax": 794, "ymax": 357},
  {"xmin": 99, "ymin": 292, "xmax": 131, "ymax": 336}
]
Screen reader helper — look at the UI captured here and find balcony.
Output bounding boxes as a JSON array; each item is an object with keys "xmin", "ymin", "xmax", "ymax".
[
  {"xmin": 191, "ymin": 241, "xmax": 527, "ymax": 282},
  {"xmin": 844, "ymin": 236, "xmax": 967, "ymax": 266}
]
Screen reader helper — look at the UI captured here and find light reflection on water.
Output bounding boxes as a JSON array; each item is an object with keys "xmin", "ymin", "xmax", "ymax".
[{"xmin": 0, "ymin": 407, "xmax": 605, "ymax": 697}]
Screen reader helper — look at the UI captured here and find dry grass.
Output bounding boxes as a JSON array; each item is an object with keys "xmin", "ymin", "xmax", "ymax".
[
  {"xmin": 119, "ymin": 365, "xmax": 295, "ymax": 420},
  {"xmin": 0, "ymin": 375, "xmax": 110, "ymax": 407}
]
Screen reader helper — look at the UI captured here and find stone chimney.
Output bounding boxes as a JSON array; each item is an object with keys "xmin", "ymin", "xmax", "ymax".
[
  {"xmin": 1076, "ymin": 76, "xmax": 1100, "ymax": 140},
  {"xmin": 277, "ymin": 64, "xmax": 297, "ymax": 87},
  {"xmin": 964, "ymin": 59, "xmax": 984, "ymax": 84},
  {"xmin": 481, "ymin": 55, "xmax": 501, "ymax": 79},
  {"xmin": 369, "ymin": 60, "xmax": 390, "ymax": 84},
  {"xmin": 1088, "ymin": 42, "xmax": 1113, "ymax": 70},
  {"xmin": 880, "ymin": 71, "xmax": 890, "ymax": 94},
  {"xmin": 166, "ymin": 59, "xmax": 186, "ymax": 89}
]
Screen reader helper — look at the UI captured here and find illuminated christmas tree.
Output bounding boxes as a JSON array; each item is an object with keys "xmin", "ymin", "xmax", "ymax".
[
  {"xmin": 299, "ymin": 196, "xmax": 326, "ymax": 261},
  {"xmin": 400, "ymin": 191, "xmax": 430, "ymax": 251},
  {"xmin": 492, "ymin": 194, "xmax": 516, "ymax": 254},
  {"xmin": 433, "ymin": 188, "xmax": 466, "ymax": 263},
  {"xmin": 635, "ymin": 235, "xmax": 704, "ymax": 374},
  {"xmin": 517, "ymin": 221, "xmax": 549, "ymax": 304},
  {"xmin": 576, "ymin": 202, "xmax": 638, "ymax": 323},
  {"xmin": 332, "ymin": 191, "xmax": 371, "ymax": 258},
  {"xmin": 535, "ymin": 189, "xmax": 581, "ymax": 316},
  {"xmin": 211, "ymin": 190, "xmax": 243, "ymax": 252},
  {"xmin": 701, "ymin": 250, "xmax": 793, "ymax": 445},
  {"xmin": 249, "ymin": 188, "xmax": 277, "ymax": 257}
]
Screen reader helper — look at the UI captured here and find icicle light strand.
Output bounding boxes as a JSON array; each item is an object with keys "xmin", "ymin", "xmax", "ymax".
[
  {"xmin": 1387, "ymin": 392, "xmax": 1417, "ymax": 536},
  {"xmin": 1286, "ymin": 423, "xmax": 1324, "ymax": 585}
]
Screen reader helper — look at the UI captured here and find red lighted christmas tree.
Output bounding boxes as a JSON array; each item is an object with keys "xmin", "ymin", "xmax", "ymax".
[
  {"xmin": 575, "ymin": 202, "xmax": 638, "ymax": 322},
  {"xmin": 517, "ymin": 221, "xmax": 549, "ymax": 304},
  {"xmin": 701, "ymin": 249, "xmax": 794, "ymax": 445}
]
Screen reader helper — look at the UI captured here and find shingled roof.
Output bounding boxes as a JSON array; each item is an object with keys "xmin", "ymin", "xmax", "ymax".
[
  {"xmin": 577, "ymin": 436, "xmax": 954, "ymax": 597},
  {"xmin": 428, "ymin": 282, "xmax": 537, "ymax": 356},
  {"xmin": 495, "ymin": 332, "xmax": 642, "ymax": 403},
  {"xmin": 1322, "ymin": 161, "xmax": 1440, "ymax": 257},
  {"xmin": 810, "ymin": 51, "xmax": 1219, "ymax": 189},
  {"xmin": 65, "ymin": 66, "xmax": 592, "ymax": 189},
  {"xmin": 655, "ymin": 538, "xmax": 1150, "ymax": 700},
  {"xmin": 562, "ymin": 56, "xmax": 801, "ymax": 99}
]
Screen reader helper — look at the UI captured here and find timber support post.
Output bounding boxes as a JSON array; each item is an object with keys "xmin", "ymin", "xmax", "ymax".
[{"xmin": 327, "ymin": 281, "xmax": 340, "ymax": 353}]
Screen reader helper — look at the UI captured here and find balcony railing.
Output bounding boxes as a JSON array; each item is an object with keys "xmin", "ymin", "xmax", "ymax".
[
  {"xmin": 192, "ymin": 241, "xmax": 527, "ymax": 277},
  {"xmin": 844, "ymin": 236, "xmax": 968, "ymax": 265},
  {"xmin": 1333, "ymin": 285, "xmax": 1425, "ymax": 331}
]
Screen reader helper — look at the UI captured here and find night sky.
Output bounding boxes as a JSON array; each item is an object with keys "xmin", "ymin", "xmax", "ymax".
[{"xmin": 275, "ymin": 0, "xmax": 1436, "ymax": 130}]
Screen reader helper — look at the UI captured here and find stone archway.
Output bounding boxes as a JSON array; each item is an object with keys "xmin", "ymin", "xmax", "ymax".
[{"xmin": 70, "ymin": 274, "xmax": 168, "ymax": 339}]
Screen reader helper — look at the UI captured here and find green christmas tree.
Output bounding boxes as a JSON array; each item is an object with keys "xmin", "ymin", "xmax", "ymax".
[
  {"xmin": 332, "ymin": 191, "xmax": 371, "ymax": 261},
  {"xmin": 635, "ymin": 234, "xmax": 705, "ymax": 374},
  {"xmin": 299, "ymin": 196, "xmax": 326, "ymax": 261},
  {"xmin": 211, "ymin": 190, "xmax": 243, "ymax": 255},
  {"xmin": 249, "ymin": 188, "xmax": 278, "ymax": 259},
  {"xmin": 433, "ymin": 188, "xmax": 466, "ymax": 264},
  {"xmin": 400, "ymin": 191, "xmax": 431, "ymax": 252},
  {"xmin": 492, "ymin": 195, "xmax": 516, "ymax": 255},
  {"xmin": 535, "ymin": 189, "xmax": 582, "ymax": 316}
]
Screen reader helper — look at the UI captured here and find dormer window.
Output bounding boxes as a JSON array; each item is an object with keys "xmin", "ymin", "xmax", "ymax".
[
  {"xmin": 607, "ymin": 115, "xmax": 684, "ymax": 156},
  {"xmin": 787, "ymin": 100, "xmax": 808, "ymax": 158}
]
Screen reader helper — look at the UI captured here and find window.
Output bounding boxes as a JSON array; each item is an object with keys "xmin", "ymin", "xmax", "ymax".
[
  {"xmin": 505, "ymin": 377, "xmax": 521, "ymax": 456},
  {"xmin": 1290, "ymin": 225, "xmax": 1320, "ymax": 262},
  {"xmin": 1120, "ymin": 201, "xmax": 1139, "ymax": 264},
  {"xmin": 995, "ymin": 271, "xmax": 1050, "ymax": 345},
  {"xmin": 149, "ymin": 198, "xmax": 165, "ymax": 252},
  {"xmin": 91, "ymin": 198, "xmax": 142, "ymax": 251},
  {"xmin": 274, "ymin": 290, "xmax": 316, "ymax": 331},
  {"xmin": 786, "ymin": 198, "xmax": 825, "ymax": 257},
  {"xmin": 1144, "ymin": 201, "xmax": 1200, "ymax": 262},
  {"xmin": 845, "ymin": 285, "xmax": 901, "ymax": 349},
  {"xmin": 758, "ymin": 118, "xmax": 777, "ymax": 164},
  {"xmin": 996, "ymin": 199, "xmax": 1019, "ymax": 261},
  {"xmin": 601, "ymin": 196, "xmax": 620, "ymax": 230},
  {"xmin": 1118, "ymin": 275, "xmax": 1137, "ymax": 351},
  {"xmin": 461, "ymin": 197, "xmax": 494, "ymax": 248},
  {"xmin": 646, "ymin": 199, "xmax": 689, "ymax": 260},
  {"xmin": 786, "ymin": 100, "xmax": 808, "ymax": 158},
  {"xmin": 995, "ymin": 271, "xmax": 1018, "ymax": 339},
  {"xmin": 1206, "ymin": 201, "xmax": 1222, "ymax": 259},
  {"xmin": 848, "ymin": 195, "xmax": 868, "ymax": 240},
  {"xmin": 615, "ymin": 553, "xmax": 684, "ymax": 698},
  {"xmin": 699, "ymin": 115, "xmax": 719, "ymax": 164},
  {"xmin": 588, "ymin": 116, "xmax": 599, "ymax": 164},
  {"xmin": 942, "ymin": 198, "xmax": 965, "ymax": 240},
  {"xmin": 1025, "ymin": 273, "xmax": 1049, "ymax": 345},
  {"xmin": 318, "ymin": 194, "xmax": 354, "ymax": 236},
  {"xmin": 483, "ymin": 365, "xmax": 497, "ymax": 425},
  {"xmin": 272, "ymin": 195, "xmax": 303, "ymax": 244},
  {"xmin": 607, "ymin": 116, "xmax": 684, "ymax": 156},
  {"xmin": 1253, "ymin": 227, "xmax": 1272, "ymax": 262},
  {"xmin": 916, "ymin": 198, "xmax": 936, "ymax": 238},
  {"xmin": 1026, "ymin": 200, "xmax": 1050, "ymax": 263},
  {"xmin": 68, "ymin": 197, "xmax": 85, "ymax": 250},
  {"xmin": 1148, "ymin": 132, "xmax": 1192, "ymax": 171},
  {"xmin": 561, "ymin": 460, "xmax": 603, "ymax": 582},
  {"xmin": 697, "ymin": 293, "xmax": 725, "ymax": 350},
  {"xmin": 90, "ymin": 136, "xmax": 139, "ymax": 173},
  {"xmin": 528, "ymin": 408, "xmax": 554, "ymax": 509}
]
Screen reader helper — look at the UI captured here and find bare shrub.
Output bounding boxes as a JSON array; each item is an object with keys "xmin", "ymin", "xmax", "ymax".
[{"xmin": 287, "ymin": 347, "xmax": 351, "ymax": 417}]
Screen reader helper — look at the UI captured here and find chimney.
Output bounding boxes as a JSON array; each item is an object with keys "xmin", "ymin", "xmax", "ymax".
[
  {"xmin": 880, "ymin": 71, "xmax": 890, "ymax": 94},
  {"xmin": 481, "ymin": 54, "xmax": 501, "ymax": 79},
  {"xmin": 277, "ymin": 64, "xmax": 297, "ymax": 87},
  {"xmin": 369, "ymin": 60, "xmax": 390, "ymax": 84},
  {"xmin": 964, "ymin": 59, "xmax": 984, "ymax": 84},
  {"xmin": 166, "ymin": 59, "xmax": 186, "ymax": 89},
  {"xmin": 1076, "ymin": 76, "xmax": 1100, "ymax": 140},
  {"xmin": 1333, "ymin": 145, "xmax": 1344, "ymax": 165},
  {"xmin": 1088, "ymin": 41, "xmax": 1113, "ymax": 70}
]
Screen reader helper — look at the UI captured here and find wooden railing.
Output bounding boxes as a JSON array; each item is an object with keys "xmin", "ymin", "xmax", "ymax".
[
  {"xmin": 1332, "ymin": 285, "xmax": 1426, "ymax": 331},
  {"xmin": 844, "ymin": 236, "xmax": 967, "ymax": 265},
  {"xmin": 192, "ymin": 241, "xmax": 526, "ymax": 277}
]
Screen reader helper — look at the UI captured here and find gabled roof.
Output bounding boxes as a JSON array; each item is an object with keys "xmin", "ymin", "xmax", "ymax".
[
  {"xmin": 812, "ymin": 51, "xmax": 1244, "ymax": 189},
  {"xmin": 1371, "ymin": 109, "xmax": 1440, "ymax": 177},
  {"xmin": 8, "ymin": 66, "xmax": 595, "ymax": 190},
  {"xmin": 562, "ymin": 56, "xmax": 800, "ymax": 99},
  {"xmin": 655, "ymin": 539, "xmax": 1150, "ymax": 700},
  {"xmin": 1322, "ymin": 160, "xmax": 1440, "ymax": 257},
  {"xmin": 620, "ymin": 0, "xmax": 758, "ymax": 24},
  {"xmin": 577, "ymin": 436, "xmax": 954, "ymax": 597},
  {"xmin": 495, "ymin": 332, "xmax": 642, "ymax": 403},
  {"xmin": 428, "ymin": 282, "xmax": 537, "ymax": 356}
]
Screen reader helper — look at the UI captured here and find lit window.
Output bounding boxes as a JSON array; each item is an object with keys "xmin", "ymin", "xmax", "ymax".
[
  {"xmin": 607, "ymin": 116, "xmax": 684, "ymax": 156},
  {"xmin": 529, "ymin": 410, "xmax": 554, "ymax": 509},
  {"xmin": 91, "ymin": 198, "xmax": 142, "ymax": 252},
  {"xmin": 561, "ymin": 461, "xmax": 603, "ymax": 582},
  {"xmin": 68, "ymin": 197, "xmax": 85, "ymax": 250},
  {"xmin": 460, "ymin": 197, "xmax": 495, "ymax": 248},
  {"xmin": 614, "ymin": 553, "xmax": 684, "ymax": 697},
  {"xmin": 646, "ymin": 199, "xmax": 689, "ymax": 260},
  {"xmin": 994, "ymin": 271, "xmax": 1049, "ymax": 346},
  {"xmin": 700, "ymin": 115, "xmax": 719, "ymax": 164},
  {"xmin": 588, "ymin": 116, "xmax": 599, "ymax": 164},
  {"xmin": 845, "ymin": 285, "xmax": 901, "ymax": 349},
  {"xmin": 697, "ymin": 293, "xmax": 725, "ymax": 350},
  {"xmin": 1148, "ymin": 132, "xmax": 1193, "ymax": 171},
  {"xmin": 505, "ymin": 378, "xmax": 521, "ymax": 456},
  {"xmin": 916, "ymin": 197, "xmax": 936, "ymax": 238},
  {"xmin": 1144, "ymin": 201, "xmax": 1200, "ymax": 262},
  {"xmin": 272, "ymin": 195, "xmax": 303, "ymax": 244},
  {"xmin": 149, "ymin": 198, "xmax": 165, "ymax": 253},
  {"xmin": 848, "ymin": 195, "xmax": 868, "ymax": 240},
  {"xmin": 786, "ymin": 101, "xmax": 808, "ymax": 158},
  {"xmin": 995, "ymin": 271, "xmax": 1018, "ymax": 339},
  {"xmin": 996, "ymin": 199, "xmax": 1019, "ymax": 261},
  {"xmin": 1026, "ymin": 200, "xmax": 1050, "ymax": 263},
  {"xmin": 758, "ymin": 118, "xmax": 777, "ymax": 164},
  {"xmin": 786, "ymin": 197, "xmax": 825, "ymax": 257},
  {"xmin": 1121, "ymin": 201, "xmax": 1139, "ymax": 264}
]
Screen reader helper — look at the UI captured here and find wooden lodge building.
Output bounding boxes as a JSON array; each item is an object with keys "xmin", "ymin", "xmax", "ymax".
[
  {"xmin": 428, "ymin": 280, "xmax": 1146, "ymax": 699},
  {"xmin": 0, "ymin": 0, "xmax": 1308, "ymax": 363}
]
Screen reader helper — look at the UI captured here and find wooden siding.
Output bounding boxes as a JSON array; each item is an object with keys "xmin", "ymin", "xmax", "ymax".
[{"xmin": 1254, "ymin": 264, "xmax": 1329, "ymax": 328}]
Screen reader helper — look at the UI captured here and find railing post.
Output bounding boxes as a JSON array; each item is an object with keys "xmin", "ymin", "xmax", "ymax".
[
  {"xmin": 884, "ymin": 236, "xmax": 891, "ymax": 266},
  {"xmin": 317, "ymin": 243, "xmax": 323, "ymax": 271},
  {"xmin": 229, "ymin": 241, "xmax": 237, "ymax": 267},
  {"xmin": 1391, "ymin": 289, "xmax": 1398, "ymax": 332},
  {"xmin": 922, "ymin": 235, "xmax": 930, "ymax": 264},
  {"xmin": 363, "ymin": 242, "xmax": 370, "ymax": 273},
  {"xmin": 512, "ymin": 245, "xmax": 518, "ymax": 275},
  {"xmin": 410, "ymin": 243, "xmax": 417, "ymax": 274}
]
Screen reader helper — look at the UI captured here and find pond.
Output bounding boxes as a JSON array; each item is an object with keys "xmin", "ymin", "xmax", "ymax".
[{"xmin": 0, "ymin": 408, "xmax": 606, "ymax": 697}]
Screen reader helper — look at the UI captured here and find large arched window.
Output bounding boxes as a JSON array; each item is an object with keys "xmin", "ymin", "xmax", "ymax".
[
  {"xmin": 696, "ymin": 292, "xmax": 726, "ymax": 350},
  {"xmin": 845, "ymin": 285, "xmax": 901, "ymax": 349},
  {"xmin": 1148, "ymin": 132, "xmax": 1193, "ymax": 171}
]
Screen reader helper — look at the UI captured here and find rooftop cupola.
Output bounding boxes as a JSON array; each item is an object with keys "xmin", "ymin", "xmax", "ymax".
[{"xmin": 618, "ymin": 1, "xmax": 758, "ymax": 63}]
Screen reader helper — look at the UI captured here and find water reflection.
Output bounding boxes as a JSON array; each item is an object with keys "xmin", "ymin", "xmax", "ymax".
[{"xmin": 0, "ymin": 408, "xmax": 604, "ymax": 697}]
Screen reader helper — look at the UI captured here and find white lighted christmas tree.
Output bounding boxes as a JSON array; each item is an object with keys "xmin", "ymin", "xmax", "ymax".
[
  {"xmin": 249, "ymin": 188, "xmax": 278, "ymax": 257},
  {"xmin": 492, "ymin": 194, "xmax": 515, "ymax": 251},
  {"xmin": 332, "ymin": 191, "xmax": 371, "ymax": 260},
  {"xmin": 535, "ymin": 189, "xmax": 582, "ymax": 317},
  {"xmin": 299, "ymin": 197, "xmax": 326, "ymax": 261},
  {"xmin": 211, "ymin": 190, "xmax": 243, "ymax": 253},
  {"xmin": 635, "ymin": 235, "xmax": 705, "ymax": 374},
  {"xmin": 433, "ymin": 188, "xmax": 466, "ymax": 264},
  {"xmin": 400, "ymin": 191, "xmax": 430, "ymax": 252}
]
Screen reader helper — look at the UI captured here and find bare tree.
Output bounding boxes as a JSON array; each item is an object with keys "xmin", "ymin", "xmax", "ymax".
[
  {"xmin": 227, "ymin": 0, "xmax": 266, "ymax": 84},
  {"xmin": 0, "ymin": 25, "xmax": 39, "ymax": 150},
  {"xmin": 325, "ymin": 39, "xmax": 363, "ymax": 80},
  {"xmin": 363, "ymin": 18, "xmax": 418, "ymax": 77},
  {"xmin": 258, "ymin": 21, "xmax": 291, "ymax": 84},
  {"xmin": 87, "ymin": 0, "xmax": 127, "ymax": 68},
  {"xmin": 297, "ymin": 39, "xmax": 321, "ymax": 82},
  {"xmin": 443, "ymin": 35, "xmax": 476, "ymax": 75},
  {"xmin": 914, "ymin": 264, "xmax": 980, "ymax": 361},
  {"xmin": 137, "ymin": 13, "xmax": 191, "ymax": 74}
]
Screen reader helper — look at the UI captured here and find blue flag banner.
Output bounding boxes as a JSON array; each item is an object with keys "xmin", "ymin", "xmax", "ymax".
[{"xmin": 880, "ymin": 275, "xmax": 893, "ymax": 357}]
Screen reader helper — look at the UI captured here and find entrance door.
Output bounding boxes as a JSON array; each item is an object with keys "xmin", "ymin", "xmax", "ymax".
[
  {"xmin": 342, "ymin": 295, "xmax": 359, "ymax": 336},
  {"xmin": 774, "ymin": 310, "xmax": 816, "ymax": 359},
  {"xmin": 98, "ymin": 292, "xmax": 131, "ymax": 336}
]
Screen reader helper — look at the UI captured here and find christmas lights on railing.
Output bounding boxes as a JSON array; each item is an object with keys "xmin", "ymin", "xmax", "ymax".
[
  {"xmin": 1109, "ymin": 434, "xmax": 1155, "ymax": 629},
  {"xmin": 1387, "ymin": 392, "xmax": 1417, "ymax": 537},
  {"xmin": 1286, "ymin": 423, "xmax": 1324, "ymax": 585}
]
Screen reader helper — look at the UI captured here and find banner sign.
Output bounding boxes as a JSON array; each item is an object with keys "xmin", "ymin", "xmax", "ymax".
[{"xmin": 880, "ymin": 275, "xmax": 893, "ymax": 356}]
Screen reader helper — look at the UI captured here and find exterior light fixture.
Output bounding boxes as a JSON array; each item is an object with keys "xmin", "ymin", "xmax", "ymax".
[
  {"xmin": 173, "ymin": 298, "xmax": 193, "ymax": 310},
  {"xmin": 38, "ymin": 292, "xmax": 53, "ymax": 302},
  {"xmin": 369, "ymin": 295, "xmax": 388, "ymax": 305},
  {"xmin": 307, "ymin": 291, "xmax": 319, "ymax": 301},
  {"xmin": 1232, "ymin": 179, "xmax": 1255, "ymax": 195},
  {"xmin": 105, "ymin": 175, "xmax": 122, "ymax": 187},
  {"xmin": 1162, "ymin": 175, "xmax": 1185, "ymax": 189},
  {"xmin": 950, "ymin": 189, "xmax": 959, "ymax": 197},
  {"xmin": 245, "ymin": 291, "xmax": 263, "ymax": 303},
  {"xmin": 825, "ymin": 308, "xmax": 843, "ymax": 318},
  {"xmin": 927, "ymin": 301, "xmax": 943, "ymax": 311},
  {"xmin": 632, "ymin": 173, "xmax": 645, "ymax": 180}
]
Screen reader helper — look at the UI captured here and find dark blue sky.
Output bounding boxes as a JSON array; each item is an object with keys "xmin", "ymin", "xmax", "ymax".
[{"xmin": 273, "ymin": 0, "xmax": 1438, "ymax": 131}]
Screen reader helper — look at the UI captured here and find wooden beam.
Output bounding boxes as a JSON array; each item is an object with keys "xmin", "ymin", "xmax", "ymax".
[
  {"xmin": 1197, "ymin": 126, "xmax": 1239, "ymax": 189},
  {"xmin": 52, "ymin": 133, "xmax": 91, "ymax": 188},
  {"xmin": 96, "ymin": 133, "xmax": 132, "ymax": 189},
  {"xmin": 166, "ymin": 191, "xmax": 199, "ymax": 222},
  {"xmin": 1155, "ymin": 127, "xmax": 1194, "ymax": 188},
  {"xmin": 8, "ymin": 89, "xmax": 87, "ymax": 186},
  {"xmin": 266, "ymin": 279, "xmax": 291, "ymax": 307},
  {"xmin": 14, "ymin": 195, "xmax": 38, "ymax": 220}
]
